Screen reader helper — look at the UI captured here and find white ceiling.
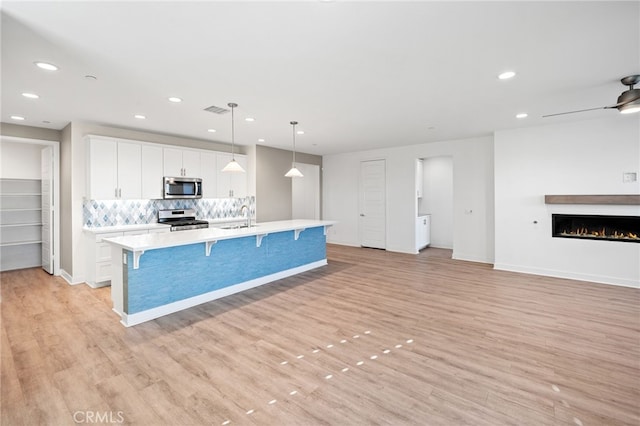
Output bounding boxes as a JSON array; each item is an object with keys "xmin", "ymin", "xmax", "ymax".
[{"xmin": 2, "ymin": 1, "xmax": 638, "ymax": 155}]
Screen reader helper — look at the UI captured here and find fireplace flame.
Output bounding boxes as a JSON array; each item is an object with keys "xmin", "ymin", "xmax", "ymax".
[{"xmin": 560, "ymin": 227, "xmax": 640, "ymax": 241}]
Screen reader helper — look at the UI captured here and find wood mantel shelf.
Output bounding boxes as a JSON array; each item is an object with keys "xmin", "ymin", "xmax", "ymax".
[{"xmin": 545, "ymin": 194, "xmax": 640, "ymax": 205}]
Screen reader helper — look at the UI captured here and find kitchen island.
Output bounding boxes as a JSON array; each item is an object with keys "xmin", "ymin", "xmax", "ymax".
[{"xmin": 103, "ymin": 220, "xmax": 335, "ymax": 326}]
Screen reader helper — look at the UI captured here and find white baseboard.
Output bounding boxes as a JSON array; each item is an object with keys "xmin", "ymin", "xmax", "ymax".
[
  {"xmin": 386, "ymin": 246, "xmax": 418, "ymax": 255},
  {"xmin": 86, "ymin": 280, "xmax": 111, "ymax": 289},
  {"xmin": 119, "ymin": 259, "xmax": 328, "ymax": 327},
  {"xmin": 452, "ymin": 252, "xmax": 493, "ymax": 264},
  {"xmin": 60, "ymin": 269, "xmax": 84, "ymax": 285},
  {"xmin": 326, "ymin": 240, "xmax": 361, "ymax": 248},
  {"xmin": 493, "ymin": 263, "xmax": 640, "ymax": 288}
]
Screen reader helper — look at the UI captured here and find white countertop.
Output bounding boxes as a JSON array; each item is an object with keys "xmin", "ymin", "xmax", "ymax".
[
  {"xmin": 83, "ymin": 223, "xmax": 169, "ymax": 234},
  {"xmin": 102, "ymin": 219, "xmax": 336, "ymax": 252}
]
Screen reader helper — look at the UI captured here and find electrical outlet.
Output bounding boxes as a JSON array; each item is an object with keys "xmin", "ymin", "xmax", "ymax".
[{"xmin": 623, "ymin": 172, "xmax": 637, "ymax": 183}]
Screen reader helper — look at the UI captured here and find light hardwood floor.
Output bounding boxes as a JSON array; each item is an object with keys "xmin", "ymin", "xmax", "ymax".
[{"xmin": 2, "ymin": 245, "xmax": 639, "ymax": 425}]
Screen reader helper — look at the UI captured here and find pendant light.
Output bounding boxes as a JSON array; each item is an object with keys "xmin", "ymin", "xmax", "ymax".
[
  {"xmin": 222, "ymin": 102, "xmax": 246, "ymax": 173},
  {"xmin": 285, "ymin": 121, "xmax": 304, "ymax": 178}
]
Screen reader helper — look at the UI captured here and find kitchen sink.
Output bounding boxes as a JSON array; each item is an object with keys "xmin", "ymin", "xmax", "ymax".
[{"xmin": 219, "ymin": 224, "xmax": 258, "ymax": 230}]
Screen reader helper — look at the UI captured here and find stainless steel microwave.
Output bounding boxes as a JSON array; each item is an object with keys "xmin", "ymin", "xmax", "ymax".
[{"xmin": 163, "ymin": 177, "xmax": 202, "ymax": 199}]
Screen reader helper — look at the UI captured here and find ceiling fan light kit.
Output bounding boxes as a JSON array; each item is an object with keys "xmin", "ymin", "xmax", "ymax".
[
  {"xmin": 543, "ymin": 74, "xmax": 640, "ymax": 118},
  {"xmin": 617, "ymin": 80, "xmax": 640, "ymax": 114}
]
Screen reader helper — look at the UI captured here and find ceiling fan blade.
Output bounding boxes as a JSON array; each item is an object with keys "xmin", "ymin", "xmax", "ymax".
[{"xmin": 542, "ymin": 106, "xmax": 607, "ymax": 118}]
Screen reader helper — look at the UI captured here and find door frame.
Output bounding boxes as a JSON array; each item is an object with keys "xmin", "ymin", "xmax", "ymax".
[{"xmin": 1, "ymin": 136, "xmax": 61, "ymax": 276}]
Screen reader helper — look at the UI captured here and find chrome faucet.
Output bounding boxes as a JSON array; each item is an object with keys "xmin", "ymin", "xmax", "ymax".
[{"xmin": 240, "ymin": 204, "xmax": 251, "ymax": 227}]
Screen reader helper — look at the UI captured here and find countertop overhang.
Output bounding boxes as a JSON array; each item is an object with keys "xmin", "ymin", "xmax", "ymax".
[{"xmin": 102, "ymin": 219, "xmax": 336, "ymax": 253}]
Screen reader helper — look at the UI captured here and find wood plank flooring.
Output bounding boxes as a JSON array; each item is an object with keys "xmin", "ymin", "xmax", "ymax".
[{"xmin": 2, "ymin": 245, "xmax": 639, "ymax": 425}]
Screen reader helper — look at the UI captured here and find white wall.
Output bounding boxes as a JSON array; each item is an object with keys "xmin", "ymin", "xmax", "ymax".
[
  {"xmin": 292, "ymin": 163, "xmax": 320, "ymax": 220},
  {"xmin": 494, "ymin": 115, "xmax": 640, "ymax": 287},
  {"xmin": 0, "ymin": 141, "xmax": 42, "ymax": 179},
  {"xmin": 323, "ymin": 136, "xmax": 494, "ymax": 262},
  {"xmin": 420, "ymin": 156, "xmax": 453, "ymax": 249}
]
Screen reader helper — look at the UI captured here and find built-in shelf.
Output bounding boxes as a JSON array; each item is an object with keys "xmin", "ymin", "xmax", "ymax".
[
  {"xmin": 0, "ymin": 178, "xmax": 43, "ymax": 271},
  {"xmin": 545, "ymin": 195, "xmax": 640, "ymax": 205},
  {"xmin": 0, "ymin": 240, "xmax": 42, "ymax": 247}
]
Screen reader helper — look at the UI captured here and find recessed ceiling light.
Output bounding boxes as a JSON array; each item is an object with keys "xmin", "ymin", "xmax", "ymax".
[
  {"xmin": 207, "ymin": 129, "xmax": 217, "ymax": 133},
  {"xmin": 11, "ymin": 115, "xmax": 25, "ymax": 121},
  {"xmin": 516, "ymin": 113, "xmax": 528, "ymax": 118},
  {"xmin": 296, "ymin": 130, "xmax": 305, "ymax": 135},
  {"xmin": 498, "ymin": 71, "xmax": 516, "ymax": 80},
  {"xmin": 245, "ymin": 117, "xmax": 255, "ymax": 122},
  {"xmin": 22, "ymin": 93, "xmax": 39, "ymax": 99},
  {"xmin": 258, "ymin": 138, "xmax": 265, "ymax": 142},
  {"xmin": 134, "ymin": 114, "xmax": 146, "ymax": 119},
  {"xmin": 168, "ymin": 97, "xmax": 182, "ymax": 103},
  {"xmin": 34, "ymin": 62, "xmax": 58, "ymax": 71}
]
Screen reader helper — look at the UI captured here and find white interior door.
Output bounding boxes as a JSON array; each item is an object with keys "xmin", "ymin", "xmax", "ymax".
[
  {"xmin": 292, "ymin": 163, "xmax": 320, "ymax": 220},
  {"xmin": 359, "ymin": 159, "xmax": 386, "ymax": 249},
  {"xmin": 41, "ymin": 146, "xmax": 54, "ymax": 274}
]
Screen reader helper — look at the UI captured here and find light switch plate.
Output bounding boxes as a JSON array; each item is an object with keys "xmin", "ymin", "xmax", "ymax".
[{"xmin": 623, "ymin": 172, "xmax": 637, "ymax": 183}]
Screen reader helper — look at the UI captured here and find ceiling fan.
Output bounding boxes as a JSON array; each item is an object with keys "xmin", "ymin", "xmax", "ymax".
[{"xmin": 543, "ymin": 74, "xmax": 640, "ymax": 118}]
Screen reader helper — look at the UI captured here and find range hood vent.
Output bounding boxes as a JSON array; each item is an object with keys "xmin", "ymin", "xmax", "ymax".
[{"xmin": 203, "ymin": 105, "xmax": 230, "ymax": 114}]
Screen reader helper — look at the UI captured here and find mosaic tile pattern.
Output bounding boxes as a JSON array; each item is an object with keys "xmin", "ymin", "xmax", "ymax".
[{"xmin": 83, "ymin": 196, "xmax": 255, "ymax": 227}]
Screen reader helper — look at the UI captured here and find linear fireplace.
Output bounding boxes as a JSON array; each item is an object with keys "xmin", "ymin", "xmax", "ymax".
[{"xmin": 552, "ymin": 214, "xmax": 640, "ymax": 243}]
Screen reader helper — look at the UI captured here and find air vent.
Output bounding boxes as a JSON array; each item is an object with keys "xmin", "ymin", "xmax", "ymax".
[{"xmin": 204, "ymin": 105, "xmax": 230, "ymax": 114}]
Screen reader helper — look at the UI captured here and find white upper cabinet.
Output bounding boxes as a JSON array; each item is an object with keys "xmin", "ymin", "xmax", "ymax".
[
  {"xmin": 87, "ymin": 137, "xmax": 141, "ymax": 199},
  {"xmin": 216, "ymin": 153, "xmax": 247, "ymax": 198},
  {"xmin": 117, "ymin": 142, "xmax": 142, "ymax": 199},
  {"xmin": 163, "ymin": 148, "xmax": 201, "ymax": 177},
  {"xmin": 200, "ymin": 152, "xmax": 217, "ymax": 198},
  {"xmin": 87, "ymin": 137, "xmax": 118, "ymax": 199},
  {"xmin": 162, "ymin": 148, "xmax": 183, "ymax": 177},
  {"xmin": 87, "ymin": 135, "xmax": 251, "ymax": 200},
  {"xmin": 416, "ymin": 158, "xmax": 424, "ymax": 198},
  {"xmin": 182, "ymin": 150, "xmax": 201, "ymax": 178},
  {"xmin": 141, "ymin": 145, "xmax": 164, "ymax": 199}
]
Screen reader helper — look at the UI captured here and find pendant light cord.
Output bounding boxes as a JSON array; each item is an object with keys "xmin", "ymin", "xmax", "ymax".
[
  {"xmin": 291, "ymin": 121, "xmax": 297, "ymax": 166},
  {"xmin": 228, "ymin": 102, "xmax": 238, "ymax": 160}
]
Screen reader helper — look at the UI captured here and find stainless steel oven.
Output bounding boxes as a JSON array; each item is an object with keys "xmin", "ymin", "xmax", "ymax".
[
  {"xmin": 158, "ymin": 209, "xmax": 209, "ymax": 231},
  {"xmin": 163, "ymin": 177, "xmax": 202, "ymax": 199}
]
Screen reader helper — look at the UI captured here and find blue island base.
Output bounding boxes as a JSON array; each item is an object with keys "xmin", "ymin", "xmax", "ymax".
[{"xmin": 116, "ymin": 227, "xmax": 327, "ymax": 326}]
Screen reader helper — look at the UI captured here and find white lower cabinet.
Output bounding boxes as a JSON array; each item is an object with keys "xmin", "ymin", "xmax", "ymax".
[
  {"xmin": 416, "ymin": 215, "xmax": 431, "ymax": 251},
  {"xmin": 86, "ymin": 227, "xmax": 170, "ymax": 287}
]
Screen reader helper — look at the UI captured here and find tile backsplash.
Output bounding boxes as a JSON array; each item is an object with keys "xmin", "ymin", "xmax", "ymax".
[{"xmin": 83, "ymin": 197, "xmax": 255, "ymax": 227}]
